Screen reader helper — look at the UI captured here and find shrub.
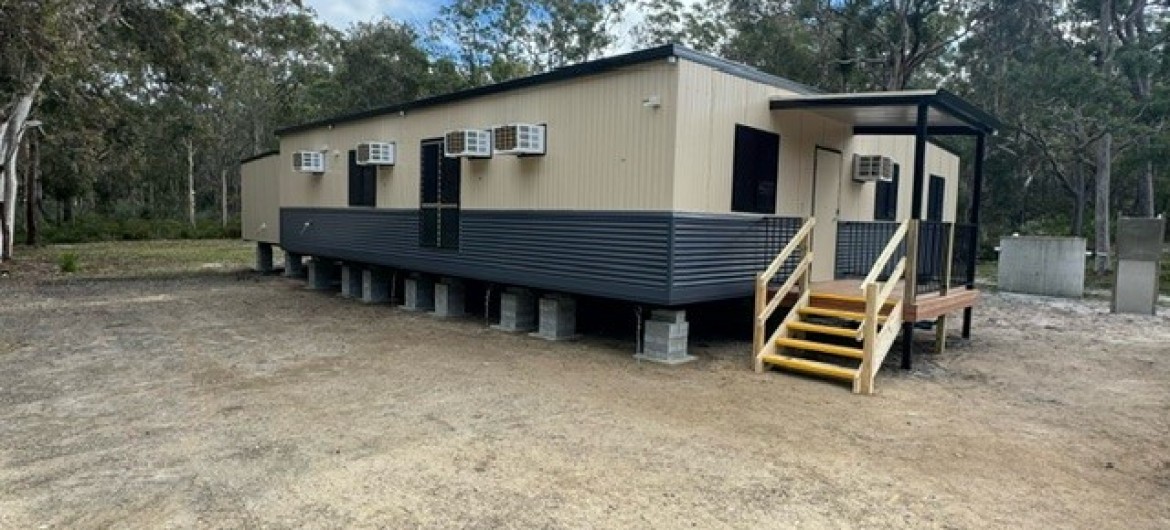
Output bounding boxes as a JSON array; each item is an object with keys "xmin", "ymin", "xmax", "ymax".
[
  {"xmin": 59, "ymin": 252, "xmax": 79, "ymax": 273},
  {"xmin": 41, "ymin": 216, "xmax": 243, "ymax": 244}
]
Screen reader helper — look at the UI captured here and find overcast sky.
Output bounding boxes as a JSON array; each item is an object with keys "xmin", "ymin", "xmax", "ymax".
[{"xmin": 303, "ymin": 0, "xmax": 649, "ymax": 52}]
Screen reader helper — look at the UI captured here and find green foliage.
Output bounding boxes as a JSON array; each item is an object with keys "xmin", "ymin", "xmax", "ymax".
[
  {"xmin": 430, "ymin": 0, "xmax": 624, "ymax": 85},
  {"xmin": 58, "ymin": 252, "xmax": 79, "ymax": 273},
  {"xmin": 42, "ymin": 217, "xmax": 241, "ymax": 244}
]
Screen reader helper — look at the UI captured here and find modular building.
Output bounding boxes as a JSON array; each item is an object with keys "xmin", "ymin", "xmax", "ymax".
[{"xmin": 241, "ymin": 45, "xmax": 997, "ymax": 394}]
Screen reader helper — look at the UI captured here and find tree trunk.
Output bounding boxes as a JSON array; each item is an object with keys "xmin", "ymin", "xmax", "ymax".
[
  {"xmin": 1, "ymin": 75, "xmax": 44, "ymax": 260},
  {"xmin": 24, "ymin": 132, "xmax": 39, "ymax": 246},
  {"xmin": 186, "ymin": 138, "xmax": 196, "ymax": 228},
  {"xmin": 220, "ymin": 167, "xmax": 228, "ymax": 227},
  {"xmin": 1140, "ymin": 155, "xmax": 1155, "ymax": 217},
  {"xmin": 1073, "ymin": 162, "xmax": 1085, "ymax": 237},
  {"xmin": 1094, "ymin": 132, "xmax": 1112, "ymax": 274}
]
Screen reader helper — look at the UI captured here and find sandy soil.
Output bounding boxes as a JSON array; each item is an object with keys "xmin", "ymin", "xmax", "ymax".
[{"xmin": 1, "ymin": 271, "xmax": 1168, "ymax": 528}]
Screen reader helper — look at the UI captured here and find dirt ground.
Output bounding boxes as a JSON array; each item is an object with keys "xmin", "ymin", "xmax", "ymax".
[{"xmin": 1, "ymin": 246, "xmax": 1168, "ymax": 528}]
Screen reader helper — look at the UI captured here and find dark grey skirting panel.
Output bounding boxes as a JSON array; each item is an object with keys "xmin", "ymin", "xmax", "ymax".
[{"xmin": 280, "ymin": 207, "xmax": 799, "ymax": 306}]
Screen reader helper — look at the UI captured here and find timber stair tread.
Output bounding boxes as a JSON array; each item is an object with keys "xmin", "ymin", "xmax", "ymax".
[
  {"xmin": 809, "ymin": 292, "xmax": 896, "ymax": 307},
  {"xmin": 775, "ymin": 337, "xmax": 864, "ymax": 360},
  {"xmin": 798, "ymin": 306, "xmax": 887, "ymax": 322},
  {"xmin": 760, "ymin": 354, "xmax": 858, "ymax": 382},
  {"xmin": 786, "ymin": 320, "xmax": 860, "ymax": 339}
]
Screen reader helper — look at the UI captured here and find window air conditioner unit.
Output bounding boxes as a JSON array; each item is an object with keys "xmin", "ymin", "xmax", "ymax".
[
  {"xmin": 444, "ymin": 129, "xmax": 492, "ymax": 158},
  {"xmin": 293, "ymin": 150, "xmax": 325, "ymax": 173},
  {"xmin": 852, "ymin": 155, "xmax": 895, "ymax": 182},
  {"xmin": 492, "ymin": 123, "xmax": 546, "ymax": 156},
  {"xmin": 357, "ymin": 141, "xmax": 396, "ymax": 166}
]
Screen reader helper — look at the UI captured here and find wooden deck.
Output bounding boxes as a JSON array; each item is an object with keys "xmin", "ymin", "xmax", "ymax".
[{"xmin": 778, "ymin": 279, "xmax": 980, "ymax": 322}]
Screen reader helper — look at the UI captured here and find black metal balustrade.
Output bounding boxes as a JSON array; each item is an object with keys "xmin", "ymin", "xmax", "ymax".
[{"xmin": 836, "ymin": 219, "xmax": 979, "ymax": 296}]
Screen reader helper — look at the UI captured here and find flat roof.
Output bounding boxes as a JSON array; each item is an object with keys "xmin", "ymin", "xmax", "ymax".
[
  {"xmin": 275, "ymin": 44, "xmax": 819, "ymax": 136},
  {"xmin": 769, "ymin": 89, "xmax": 1000, "ymax": 135}
]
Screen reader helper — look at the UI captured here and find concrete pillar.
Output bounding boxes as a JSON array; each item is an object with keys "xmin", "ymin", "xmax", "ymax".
[
  {"xmin": 492, "ymin": 288, "xmax": 536, "ymax": 332},
  {"xmin": 635, "ymin": 309, "xmax": 696, "ymax": 364},
  {"xmin": 401, "ymin": 275, "xmax": 434, "ymax": 312},
  {"xmin": 340, "ymin": 264, "xmax": 364, "ymax": 298},
  {"xmin": 283, "ymin": 250, "xmax": 305, "ymax": 278},
  {"xmin": 361, "ymin": 268, "xmax": 391, "ymax": 304},
  {"xmin": 531, "ymin": 294, "xmax": 577, "ymax": 341},
  {"xmin": 307, "ymin": 258, "xmax": 338, "ymax": 291},
  {"xmin": 433, "ymin": 278, "xmax": 466, "ymax": 318},
  {"xmin": 255, "ymin": 242, "xmax": 274, "ymax": 273}
]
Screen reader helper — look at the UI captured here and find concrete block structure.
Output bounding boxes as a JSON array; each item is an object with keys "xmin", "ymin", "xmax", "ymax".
[
  {"xmin": 636, "ymin": 309, "xmax": 696, "ymax": 364},
  {"xmin": 284, "ymin": 250, "xmax": 304, "ymax": 278},
  {"xmin": 307, "ymin": 258, "xmax": 338, "ymax": 291},
  {"xmin": 1113, "ymin": 217, "xmax": 1165, "ymax": 315},
  {"xmin": 998, "ymin": 236, "xmax": 1086, "ymax": 298},
  {"xmin": 402, "ymin": 275, "xmax": 435, "ymax": 312},
  {"xmin": 361, "ymin": 268, "xmax": 391, "ymax": 304},
  {"xmin": 532, "ymin": 294, "xmax": 577, "ymax": 341},
  {"xmin": 492, "ymin": 288, "xmax": 537, "ymax": 332},
  {"xmin": 433, "ymin": 278, "xmax": 466, "ymax": 318},
  {"xmin": 340, "ymin": 264, "xmax": 363, "ymax": 298},
  {"xmin": 255, "ymin": 242, "xmax": 274, "ymax": 273}
]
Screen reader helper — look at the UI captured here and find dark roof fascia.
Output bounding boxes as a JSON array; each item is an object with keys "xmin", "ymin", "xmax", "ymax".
[
  {"xmin": 240, "ymin": 149, "xmax": 280, "ymax": 164},
  {"xmin": 933, "ymin": 89, "xmax": 1001, "ymax": 134},
  {"xmin": 275, "ymin": 44, "xmax": 818, "ymax": 136},
  {"xmin": 853, "ymin": 125, "xmax": 982, "ymax": 136},
  {"xmin": 769, "ymin": 92, "xmax": 933, "ymax": 111},
  {"xmin": 771, "ymin": 89, "xmax": 1000, "ymax": 135}
]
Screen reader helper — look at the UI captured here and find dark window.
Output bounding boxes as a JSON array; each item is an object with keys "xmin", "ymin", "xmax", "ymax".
[
  {"xmin": 347, "ymin": 150, "xmax": 377, "ymax": 207},
  {"xmin": 927, "ymin": 174, "xmax": 945, "ymax": 222},
  {"xmin": 874, "ymin": 163, "xmax": 899, "ymax": 221},
  {"xmin": 731, "ymin": 124, "xmax": 780, "ymax": 214},
  {"xmin": 419, "ymin": 139, "xmax": 461, "ymax": 249}
]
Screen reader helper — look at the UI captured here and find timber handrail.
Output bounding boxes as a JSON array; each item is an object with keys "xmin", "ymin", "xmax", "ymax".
[
  {"xmin": 854, "ymin": 218, "xmax": 912, "ymax": 394},
  {"xmin": 759, "ymin": 218, "xmax": 815, "ymax": 282},
  {"xmin": 753, "ymin": 217, "xmax": 815, "ymax": 369},
  {"xmin": 859, "ymin": 220, "xmax": 909, "ymax": 287}
]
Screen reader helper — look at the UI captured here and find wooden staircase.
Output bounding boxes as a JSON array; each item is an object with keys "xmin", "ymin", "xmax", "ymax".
[
  {"xmin": 759, "ymin": 292, "xmax": 895, "ymax": 388},
  {"xmin": 753, "ymin": 218, "xmax": 910, "ymax": 394}
]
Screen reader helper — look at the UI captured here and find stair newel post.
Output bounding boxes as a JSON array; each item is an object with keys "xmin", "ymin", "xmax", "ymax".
[
  {"xmin": 753, "ymin": 272, "xmax": 766, "ymax": 372},
  {"xmin": 900, "ymin": 219, "xmax": 920, "ymax": 370},
  {"xmin": 856, "ymin": 282, "xmax": 879, "ymax": 394},
  {"xmin": 799, "ymin": 223, "xmax": 812, "ymax": 298}
]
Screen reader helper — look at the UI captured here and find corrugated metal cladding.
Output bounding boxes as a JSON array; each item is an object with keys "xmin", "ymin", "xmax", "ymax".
[
  {"xmin": 241, "ymin": 154, "xmax": 281, "ymax": 244},
  {"xmin": 279, "ymin": 60, "xmax": 678, "ymax": 212},
  {"xmin": 846, "ymin": 136, "xmax": 960, "ymax": 222},
  {"xmin": 280, "ymin": 207, "xmax": 800, "ymax": 305},
  {"xmin": 281, "ymin": 208, "xmax": 672, "ymax": 303},
  {"xmin": 672, "ymin": 59, "xmax": 851, "ymax": 216},
  {"xmin": 668, "ymin": 214, "xmax": 803, "ymax": 304}
]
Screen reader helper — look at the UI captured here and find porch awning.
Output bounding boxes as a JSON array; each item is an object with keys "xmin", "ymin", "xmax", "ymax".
[{"xmin": 769, "ymin": 89, "xmax": 999, "ymax": 136}]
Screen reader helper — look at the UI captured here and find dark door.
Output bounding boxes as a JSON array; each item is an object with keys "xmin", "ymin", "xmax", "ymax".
[
  {"xmin": 927, "ymin": 174, "xmax": 945, "ymax": 222},
  {"xmin": 347, "ymin": 150, "xmax": 376, "ymax": 207},
  {"xmin": 873, "ymin": 164, "xmax": 900, "ymax": 221},
  {"xmin": 919, "ymin": 174, "xmax": 947, "ymax": 283},
  {"xmin": 419, "ymin": 139, "xmax": 461, "ymax": 249},
  {"xmin": 731, "ymin": 124, "xmax": 780, "ymax": 214}
]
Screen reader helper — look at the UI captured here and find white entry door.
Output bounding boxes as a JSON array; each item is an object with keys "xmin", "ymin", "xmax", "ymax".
[{"xmin": 811, "ymin": 147, "xmax": 842, "ymax": 282}]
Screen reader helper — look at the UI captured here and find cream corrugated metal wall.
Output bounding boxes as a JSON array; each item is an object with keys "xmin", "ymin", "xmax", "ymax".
[
  {"xmin": 670, "ymin": 60, "xmax": 961, "ymax": 221},
  {"xmin": 847, "ymin": 136, "xmax": 961, "ymax": 222},
  {"xmin": 671, "ymin": 60, "xmax": 852, "ymax": 216},
  {"xmin": 241, "ymin": 154, "xmax": 281, "ymax": 244},
  {"xmin": 269, "ymin": 55, "xmax": 961, "ymax": 222},
  {"xmin": 279, "ymin": 61, "xmax": 678, "ymax": 211}
]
